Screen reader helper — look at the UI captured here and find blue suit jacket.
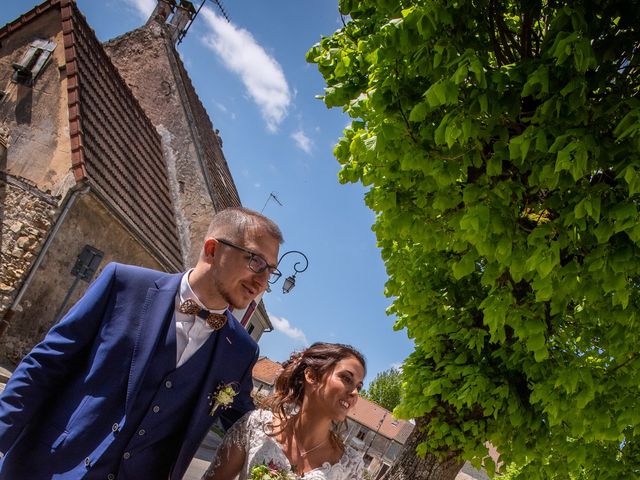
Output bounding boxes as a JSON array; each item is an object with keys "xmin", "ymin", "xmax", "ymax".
[{"xmin": 0, "ymin": 263, "xmax": 259, "ymax": 479}]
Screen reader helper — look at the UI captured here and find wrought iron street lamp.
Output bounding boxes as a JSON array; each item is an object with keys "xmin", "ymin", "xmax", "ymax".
[{"xmin": 274, "ymin": 250, "xmax": 308, "ymax": 294}]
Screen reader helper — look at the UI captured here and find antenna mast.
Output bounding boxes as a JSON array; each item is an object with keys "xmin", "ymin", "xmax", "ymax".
[
  {"xmin": 210, "ymin": 0, "xmax": 230, "ymax": 22},
  {"xmin": 178, "ymin": 0, "xmax": 230, "ymax": 44},
  {"xmin": 261, "ymin": 192, "xmax": 283, "ymax": 214}
]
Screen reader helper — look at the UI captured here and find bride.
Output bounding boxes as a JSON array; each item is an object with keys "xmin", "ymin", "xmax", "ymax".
[{"xmin": 201, "ymin": 342, "xmax": 367, "ymax": 479}]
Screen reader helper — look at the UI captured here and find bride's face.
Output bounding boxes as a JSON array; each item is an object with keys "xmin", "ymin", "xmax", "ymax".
[{"xmin": 308, "ymin": 355, "xmax": 365, "ymax": 421}]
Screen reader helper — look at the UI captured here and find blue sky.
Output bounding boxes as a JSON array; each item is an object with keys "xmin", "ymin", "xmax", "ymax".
[{"xmin": 2, "ymin": 0, "xmax": 415, "ymax": 386}]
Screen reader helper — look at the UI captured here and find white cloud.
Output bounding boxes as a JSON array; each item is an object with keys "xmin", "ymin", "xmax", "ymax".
[
  {"xmin": 123, "ymin": 0, "xmax": 156, "ymax": 19},
  {"xmin": 200, "ymin": 7, "xmax": 291, "ymax": 132},
  {"xmin": 270, "ymin": 314, "xmax": 308, "ymax": 344},
  {"xmin": 212, "ymin": 100, "xmax": 237, "ymax": 120},
  {"xmin": 213, "ymin": 101, "xmax": 229, "ymax": 113},
  {"xmin": 291, "ymin": 129, "xmax": 313, "ymax": 154}
]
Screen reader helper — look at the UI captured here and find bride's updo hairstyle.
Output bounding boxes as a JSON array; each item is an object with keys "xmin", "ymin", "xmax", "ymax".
[{"xmin": 266, "ymin": 342, "xmax": 366, "ymax": 449}]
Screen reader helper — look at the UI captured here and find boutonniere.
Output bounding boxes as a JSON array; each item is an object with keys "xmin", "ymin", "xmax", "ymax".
[{"xmin": 208, "ymin": 382, "xmax": 238, "ymax": 416}]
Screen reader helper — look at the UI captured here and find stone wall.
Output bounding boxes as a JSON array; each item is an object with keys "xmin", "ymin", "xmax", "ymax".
[
  {"xmin": 0, "ymin": 190, "xmax": 164, "ymax": 365},
  {"xmin": 0, "ymin": 176, "xmax": 58, "ymax": 321}
]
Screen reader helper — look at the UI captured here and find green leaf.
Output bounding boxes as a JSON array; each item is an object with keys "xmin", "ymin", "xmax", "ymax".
[
  {"xmin": 452, "ymin": 252, "xmax": 476, "ymax": 279},
  {"xmin": 425, "ymin": 82, "xmax": 446, "ymax": 108},
  {"xmin": 409, "ymin": 102, "xmax": 428, "ymax": 122},
  {"xmin": 309, "ymin": 3, "xmax": 640, "ymax": 477}
]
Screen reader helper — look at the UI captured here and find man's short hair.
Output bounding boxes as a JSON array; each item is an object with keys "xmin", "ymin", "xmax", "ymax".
[{"xmin": 206, "ymin": 207, "xmax": 284, "ymax": 244}]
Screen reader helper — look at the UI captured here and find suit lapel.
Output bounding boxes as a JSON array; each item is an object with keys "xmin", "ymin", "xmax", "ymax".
[
  {"xmin": 173, "ymin": 311, "xmax": 238, "ymax": 467},
  {"xmin": 125, "ymin": 272, "xmax": 181, "ymax": 413}
]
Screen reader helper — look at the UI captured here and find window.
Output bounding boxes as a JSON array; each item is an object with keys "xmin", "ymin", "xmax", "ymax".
[
  {"xmin": 363, "ymin": 454, "xmax": 373, "ymax": 467},
  {"xmin": 384, "ymin": 441, "xmax": 401, "ymax": 461},
  {"xmin": 12, "ymin": 39, "xmax": 56, "ymax": 85},
  {"xmin": 247, "ymin": 323, "xmax": 255, "ymax": 335},
  {"xmin": 376, "ymin": 464, "xmax": 390, "ymax": 479},
  {"xmin": 356, "ymin": 429, "xmax": 366, "ymax": 441}
]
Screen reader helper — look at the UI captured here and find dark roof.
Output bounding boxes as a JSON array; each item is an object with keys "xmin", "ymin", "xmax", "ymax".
[
  {"xmin": 0, "ymin": 0, "xmax": 60, "ymax": 37},
  {"xmin": 1, "ymin": 0, "xmax": 183, "ymax": 269},
  {"xmin": 170, "ymin": 50, "xmax": 241, "ymax": 210},
  {"xmin": 66, "ymin": 2, "xmax": 182, "ymax": 268}
]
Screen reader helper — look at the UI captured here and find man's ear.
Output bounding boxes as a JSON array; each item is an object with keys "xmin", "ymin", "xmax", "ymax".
[{"xmin": 203, "ymin": 238, "xmax": 218, "ymax": 260}]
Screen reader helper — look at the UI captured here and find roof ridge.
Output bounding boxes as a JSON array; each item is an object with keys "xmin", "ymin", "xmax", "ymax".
[
  {"xmin": 0, "ymin": 0, "xmax": 61, "ymax": 40},
  {"xmin": 102, "ymin": 24, "xmax": 149, "ymax": 48}
]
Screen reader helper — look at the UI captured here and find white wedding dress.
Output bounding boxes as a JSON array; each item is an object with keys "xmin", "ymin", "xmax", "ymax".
[{"xmin": 207, "ymin": 409, "xmax": 365, "ymax": 479}]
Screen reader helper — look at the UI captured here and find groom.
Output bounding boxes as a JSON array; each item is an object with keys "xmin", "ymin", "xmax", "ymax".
[{"xmin": 0, "ymin": 207, "xmax": 282, "ymax": 479}]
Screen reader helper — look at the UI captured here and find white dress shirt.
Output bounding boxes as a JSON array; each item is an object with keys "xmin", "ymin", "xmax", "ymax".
[{"xmin": 174, "ymin": 269, "xmax": 227, "ymax": 367}]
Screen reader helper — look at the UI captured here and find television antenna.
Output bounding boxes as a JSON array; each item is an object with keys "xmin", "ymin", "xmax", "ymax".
[{"xmin": 261, "ymin": 192, "xmax": 283, "ymax": 213}]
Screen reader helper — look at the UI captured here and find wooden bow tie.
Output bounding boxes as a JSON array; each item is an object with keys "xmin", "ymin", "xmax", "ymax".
[{"xmin": 178, "ymin": 299, "xmax": 227, "ymax": 331}]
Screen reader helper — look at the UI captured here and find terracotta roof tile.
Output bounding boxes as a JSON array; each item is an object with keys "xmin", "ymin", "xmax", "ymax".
[
  {"xmin": 0, "ymin": 0, "xmax": 60, "ymax": 40},
  {"xmin": 170, "ymin": 51, "xmax": 242, "ymax": 210},
  {"xmin": 251, "ymin": 356, "xmax": 414, "ymax": 445},
  {"xmin": 2, "ymin": 0, "xmax": 182, "ymax": 269},
  {"xmin": 252, "ymin": 357, "xmax": 283, "ymax": 385},
  {"xmin": 64, "ymin": 2, "xmax": 182, "ymax": 268},
  {"xmin": 348, "ymin": 396, "xmax": 414, "ymax": 444}
]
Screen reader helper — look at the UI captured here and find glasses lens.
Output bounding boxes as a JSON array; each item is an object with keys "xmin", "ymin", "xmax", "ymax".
[
  {"xmin": 248, "ymin": 255, "xmax": 268, "ymax": 273},
  {"xmin": 269, "ymin": 270, "xmax": 282, "ymax": 284}
]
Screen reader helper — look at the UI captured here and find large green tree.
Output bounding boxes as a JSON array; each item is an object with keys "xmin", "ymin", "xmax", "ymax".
[
  {"xmin": 361, "ymin": 367, "xmax": 403, "ymax": 411},
  {"xmin": 308, "ymin": 1, "xmax": 640, "ymax": 479}
]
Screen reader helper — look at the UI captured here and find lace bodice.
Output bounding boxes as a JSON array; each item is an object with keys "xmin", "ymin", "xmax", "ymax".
[{"xmin": 207, "ymin": 409, "xmax": 365, "ymax": 479}]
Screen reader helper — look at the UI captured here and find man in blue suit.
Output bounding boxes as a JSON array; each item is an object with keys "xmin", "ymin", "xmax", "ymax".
[{"xmin": 0, "ymin": 207, "xmax": 283, "ymax": 479}]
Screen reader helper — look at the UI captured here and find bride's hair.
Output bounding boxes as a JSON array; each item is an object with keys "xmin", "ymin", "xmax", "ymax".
[{"xmin": 265, "ymin": 342, "xmax": 366, "ymax": 452}]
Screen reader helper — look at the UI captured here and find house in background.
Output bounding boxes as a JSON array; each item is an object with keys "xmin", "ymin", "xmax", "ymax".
[
  {"xmin": 250, "ymin": 356, "xmax": 415, "ymax": 479},
  {"xmin": 0, "ymin": 0, "xmax": 271, "ymax": 364},
  {"xmin": 252, "ymin": 356, "xmax": 283, "ymax": 399},
  {"xmin": 345, "ymin": 396, "xmax": 414, "ymax": 479},
  {"xmin": 248, "ymin": 357, "xmax": 495, "ymax": 480}
]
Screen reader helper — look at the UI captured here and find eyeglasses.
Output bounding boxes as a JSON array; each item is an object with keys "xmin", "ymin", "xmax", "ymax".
[{"xmin": 216, "ymin": 238, "xmax": 282, "ymax": 284}]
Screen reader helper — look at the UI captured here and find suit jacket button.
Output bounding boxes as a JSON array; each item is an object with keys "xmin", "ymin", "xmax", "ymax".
[
  {"xmin": 138, "ymin": 429, "xmax": 146, "ymax": 436},
  {"xmin": 123, "ymin": 452, "xmax": 131, "ymax": 460},
  {"xmin": 165, "ymin": 380, "xmax": 172, "ymax": 388},
  {"xmin": 112, "ymin": 423, "xmax": 119, "ymax": 432},
  {"xmin": 152, "ymin": 405, "xmax": 160, "ymax": 413},
  {"xmin": 108, "ymin": 474, "xmax": 115, "ymax": 480},
  {"xmin": 84, "ymin": 457, "xmax": 91, "ymax": 467}
]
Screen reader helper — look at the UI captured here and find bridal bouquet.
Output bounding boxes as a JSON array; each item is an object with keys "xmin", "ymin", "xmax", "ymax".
[{"xmin": 250, "ymin": 461, "xmax": 297, "ymax": 480}]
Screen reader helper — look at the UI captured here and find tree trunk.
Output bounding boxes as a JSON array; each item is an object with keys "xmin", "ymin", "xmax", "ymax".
[{"xmin": 381, "ymin": 417, "xmax": 464, "ymax": 480}]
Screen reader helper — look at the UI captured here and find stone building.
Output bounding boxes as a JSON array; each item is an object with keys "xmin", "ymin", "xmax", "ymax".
[
  {"xmin": 249, "ymin": 356, "xmax": 416, "ymax": 477},
  {"xmin": 0, "ymin": 0, "xmax": 271, "ymax": 364},
  {"xmin": 251, "ymin": 356, "xmax": 283, "ymax": 399},
  {"xmin": 344, "ymin": 396, "xmax": 414, "ymax": 479}
]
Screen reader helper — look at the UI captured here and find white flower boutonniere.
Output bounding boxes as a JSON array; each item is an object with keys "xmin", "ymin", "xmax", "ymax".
[{"xmin": 209, "ymin": 382, "xmax": 238, "ymax": 416}]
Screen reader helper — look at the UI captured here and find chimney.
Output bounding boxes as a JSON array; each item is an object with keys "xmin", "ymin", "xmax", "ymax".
[
  {"xmin": 168, "ymin": 1, "xmax": 197, "ymax": 43},
  {"xmin": 147, "ymin": 0, "xmax": 177, "ymax": 25}
]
